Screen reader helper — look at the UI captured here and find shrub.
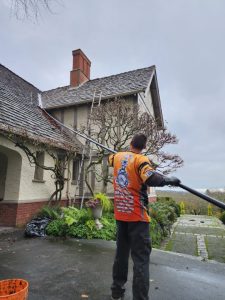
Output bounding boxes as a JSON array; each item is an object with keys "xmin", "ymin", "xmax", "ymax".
[
  {"xmin": 149, "ymin": 198, "xmax": 179, "ymax": 241},
  {"xmin": 62, "ymin": 207, "xmax": 91, "ymax": 226},
  {"xmin": 46, "ymin": 219, "xmax": 68, "ymax": 236},
  {"xmin": 207, "ymin": 204, "xmax": 213, "ymax": 216},
  {"xmin": 45, "ymin": 199, "xmax": 179, "ymax": 247},
  {"xmin": 38, "ymin": 205, "xmax": 61, "ymax": 220},
  {"xmin": 220, "ymin": 211, "xmax": 225, "ymax": 224},
  {"xmin": 67, "ymin": 214, "xmax": 116, "ymax": 240},
  {"xmin": 150, "ymin": 218, "xmax": 163, "ymax": 248},
  {"xmin": 157, "ymin": 197, "xmax": 181, "ymax": 217}
]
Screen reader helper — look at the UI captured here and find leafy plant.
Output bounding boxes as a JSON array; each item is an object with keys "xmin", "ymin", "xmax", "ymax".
[
  {"xmin": 67, "ymin": 214, "xmax": 116, "ymax": 240},
  {"xmin": 38, "ymin": 205, "xmax": 61, "ymax": 220},
  {"xmin": 149, "ymin": 218, "xmax": 163, "ymax": 248},
  {"xmin": 45, "ymin": 200, "xmax": 179, "ymax": 248},
  {"xmin": 46, "ymin": 219, "xmax": 68, "ymax": 236},
  {"xmin": 62, "ymin": 207, "xmax": 90, "ymax": 226},
  {"xmin": 158, "ymin": 197, "xmax": 181, "ymax": 217},
  {"xmin": 149, "ymin": 199, "xmax": 179, "ymax": 238},
  {"xmin": 85, "ymin": 193, "xmax": 112, "ymax": 212},
  {"xmin": 85, "ymin": 199, "xmax": 101, "ymax": 209},
  {"xmin": 220, "ymin": 211, "xmax": 225, "ymax": 224}
]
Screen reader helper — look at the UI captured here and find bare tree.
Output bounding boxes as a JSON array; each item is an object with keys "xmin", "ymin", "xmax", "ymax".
[
  {"xmin": 3, "ymin": 128, "xmax": 75, "ymax": 203},
  {"xmin": 10, "ymin": 0, "xmax": 60, "ymax": 20},
  {"xmin": 81, "ymin": 98, "xmax": 183, "ymax": 195}
]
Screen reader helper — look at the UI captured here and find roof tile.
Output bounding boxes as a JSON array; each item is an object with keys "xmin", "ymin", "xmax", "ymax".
[
  {"xmin": 42, "ymin": 66, "xmax": 155, "ymax": 109},
  {"xmin": 0, "ymin": 64, "xmax": 82, "ymax": 151}
]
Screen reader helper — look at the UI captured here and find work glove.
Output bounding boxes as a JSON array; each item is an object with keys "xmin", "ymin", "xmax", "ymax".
[{"xmin": 163, "ymin": 176, "xmax": 181, "ymax": 186}]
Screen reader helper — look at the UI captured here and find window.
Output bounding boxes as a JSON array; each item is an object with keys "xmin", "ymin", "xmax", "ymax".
[
  {"xmin": 34, "ymin": 151, "xmax": 44, "ymax": 181},
  {"xmin": 72, "ymin": 158, "xmax": 80, "ymax": 183}
]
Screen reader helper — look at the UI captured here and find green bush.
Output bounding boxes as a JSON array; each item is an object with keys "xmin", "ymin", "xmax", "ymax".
[
  {"xmin": 150, "ymin": 217, "xmax": 163, "ymax": 248},
  {"xmin": 149, "ymin": 198, "xmax": 180, "ymax": 245},
  {"xmin": 94, "ymin": 193, "xmax": 113, "ymax": 212},
  {"xmin": 62, "ymin": 207, "xmax": 91, "ymax": 226},
  {"xmin": 46, "ymin": 219, "xmax": 68, "ymax": 236},
  {"xmin": 65, "ymin": 215, "xmax": 116, "ymax": 240},
  {"xmin": 38, "ymin": 205, "xmax": 61, "ymax": 220},
  {"xmin": 45, "ymin": 200, "xmax": 179, "ymax": 247},
  {"xmin": 220, "ymin": 211, "xmax": 225, "ymax": 224},
  {"xmin": 157, "ymin": 197, "xmax": 181, "ymax": 217}
]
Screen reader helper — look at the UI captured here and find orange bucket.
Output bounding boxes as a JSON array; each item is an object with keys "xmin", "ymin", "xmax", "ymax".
[{"xmin": 0, "ymin": 279, "xmax": 28, "ymax": 300}]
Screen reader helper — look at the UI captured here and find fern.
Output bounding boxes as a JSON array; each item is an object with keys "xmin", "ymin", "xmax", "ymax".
[{"xmin": 38, "ymin": 206, "xmax": 61, "ymax": 220}]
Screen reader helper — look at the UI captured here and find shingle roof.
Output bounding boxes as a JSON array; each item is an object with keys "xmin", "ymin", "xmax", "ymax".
[
  {"xmin": 42, "ymin": 66, "xmax": 155, "ymax": 109},
  {"xmin": 0, "ymin": 64, "xmax": 82, "ymax": 152}
]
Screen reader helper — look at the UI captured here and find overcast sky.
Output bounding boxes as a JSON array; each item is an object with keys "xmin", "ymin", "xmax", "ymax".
[{"xmin": 1, "ymin": 0, "xmax": 225, "ymax": 189}]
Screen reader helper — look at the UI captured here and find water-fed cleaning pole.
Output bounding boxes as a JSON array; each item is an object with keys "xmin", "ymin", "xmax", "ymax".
[
  {"xmin": 40, "ymin": 106, "xmax": 225, "ymax": 210},
  {"xmin": 178, "ymin": 183, "xmax": 225, "ymax": 210}
]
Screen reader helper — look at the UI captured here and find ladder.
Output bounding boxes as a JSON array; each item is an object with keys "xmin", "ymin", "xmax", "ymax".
[{"xmin": 73, "ymin": 90, "xmax": 102, "ymax": 208}]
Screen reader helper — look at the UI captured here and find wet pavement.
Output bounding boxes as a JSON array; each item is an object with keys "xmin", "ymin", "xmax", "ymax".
[{"xmin": 0, "ymin": 230, "xmax": 225, "ymax": 300}]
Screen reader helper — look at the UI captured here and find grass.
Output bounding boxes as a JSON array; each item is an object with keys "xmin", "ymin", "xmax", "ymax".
[{"xmin": 165, "ymin": 238, "xmax": 174, "ymax": 251}]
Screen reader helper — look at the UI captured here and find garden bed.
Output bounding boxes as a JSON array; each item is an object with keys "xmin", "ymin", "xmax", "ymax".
[{"xmin": 38, "ymin": 197, "xmax": 180, "ymax": 248}]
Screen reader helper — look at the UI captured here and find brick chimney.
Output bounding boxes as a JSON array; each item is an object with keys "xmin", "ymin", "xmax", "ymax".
[{"xmin": 70, "ymin": 49, "xmax": 91, "ymax": 87}]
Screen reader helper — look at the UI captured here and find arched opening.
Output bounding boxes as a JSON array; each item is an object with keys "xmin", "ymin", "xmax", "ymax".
[
  {"xmin": 0, "ymin": 145, "xmax": 22, "ymax": 226},
  {"xmin": 0, "ymin": 145, "xmax": 22, "ymax": 202}
]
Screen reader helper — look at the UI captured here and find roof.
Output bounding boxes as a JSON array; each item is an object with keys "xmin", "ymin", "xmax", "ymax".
[
  {"xmin": 42, "ymin": 66, "xmax": 156, "ymax": 109},
  {"xmin": 0, "ymin": 64, "xmax": 82, "ymax": 152}
]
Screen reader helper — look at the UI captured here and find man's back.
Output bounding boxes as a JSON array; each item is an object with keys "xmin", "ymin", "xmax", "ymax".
[{"xmin": 109, "ymin": 151, "xmax": 153, "ymax": 222}]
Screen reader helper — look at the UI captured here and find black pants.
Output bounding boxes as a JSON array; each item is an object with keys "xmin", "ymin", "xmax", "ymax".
[{"xmin": 111, "ymin": 221, "xmax": 152, "ymax": 300}]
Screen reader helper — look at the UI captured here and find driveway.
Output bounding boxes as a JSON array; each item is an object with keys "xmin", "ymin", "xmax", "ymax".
[{"xmin": 0, "ymin": 229, "xmax": 225, "ymax": 300}]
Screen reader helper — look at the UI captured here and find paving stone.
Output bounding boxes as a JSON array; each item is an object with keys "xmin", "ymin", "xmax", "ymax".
[
  {"xmin": 166, "ymin": 233, "xmax": 197, "ymax": 256},
  {"xmin": 205, "ymin": 236, "xmax": 225, "ymax": 263},
  {"xmin": 164, "ymin": 215, "xmax": 225, "ymax": 263}
]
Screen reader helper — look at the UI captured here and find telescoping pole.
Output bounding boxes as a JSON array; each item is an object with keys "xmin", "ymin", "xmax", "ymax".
[
  {"xmin": 40, "ymin": 106, "xmax": 225, "ymax": 210},
  {"xmin": 178, "ymin": 183, "xmax": 225, "ymax": 210}
]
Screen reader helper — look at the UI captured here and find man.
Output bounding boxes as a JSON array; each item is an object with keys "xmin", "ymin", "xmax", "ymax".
[{"xmin": 108, "ymin": 133, "xmax": 180, "ymax": 300}]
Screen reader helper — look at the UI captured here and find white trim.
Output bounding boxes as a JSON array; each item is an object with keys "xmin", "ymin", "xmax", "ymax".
[{"xmin": 38, "ymin": 93, "xmax": 43, "ymax": 108}]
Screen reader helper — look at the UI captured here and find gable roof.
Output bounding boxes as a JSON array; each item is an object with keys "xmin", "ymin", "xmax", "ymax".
[
  {"xmin": 0, "ymin": 64, "xmax": 82, "ymax": 152},
  {"xmin": 42, "ymin": 66, "xmax": 156, "ymax": 109}
]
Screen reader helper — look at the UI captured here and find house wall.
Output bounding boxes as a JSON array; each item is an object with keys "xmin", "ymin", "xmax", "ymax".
[
  {"xmin": 0, "ymin": 135, "xmax": 73, "ymax": 226},
  {"xmin": 0, "ymin": 91, "xmax": 158, "ymax": 226},
  {"xmin": 0, "ymin": 137, "xmax": 61, "ymax": 203},
  {"xmin": 138, "ymin": 91, "xmax": 155, "ymax": 117},
  {"xmin": 50, "ymin": 95, "xmax": 157, "ymax": 200}
]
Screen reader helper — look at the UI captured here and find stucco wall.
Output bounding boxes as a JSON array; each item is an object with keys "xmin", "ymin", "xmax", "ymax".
[
  {"xmin": 47, "ymin": 93, "xmax": 158, "ymax": 199},
  {"xmin": 138, "ymin": 91, "xmax": 155, "ymax": 117},
  {"xmin": 0, "ymin": 135, "xmax": 73, "ymax": 203}
]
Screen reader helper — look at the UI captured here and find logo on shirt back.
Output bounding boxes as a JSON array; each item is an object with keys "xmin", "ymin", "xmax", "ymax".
[{"xmin": 116, "ymin": 156, "xmax": 130, "ymax": 188}]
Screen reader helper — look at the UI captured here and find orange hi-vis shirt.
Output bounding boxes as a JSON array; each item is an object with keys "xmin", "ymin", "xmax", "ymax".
[{"xmin": 109, "ymin": 151, "xmax": 155, "ymax": 223}]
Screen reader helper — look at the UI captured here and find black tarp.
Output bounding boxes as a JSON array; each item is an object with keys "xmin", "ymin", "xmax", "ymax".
[{"xmin": 24, "ymin": 217, "xmax": 51, "ymax": 237}]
